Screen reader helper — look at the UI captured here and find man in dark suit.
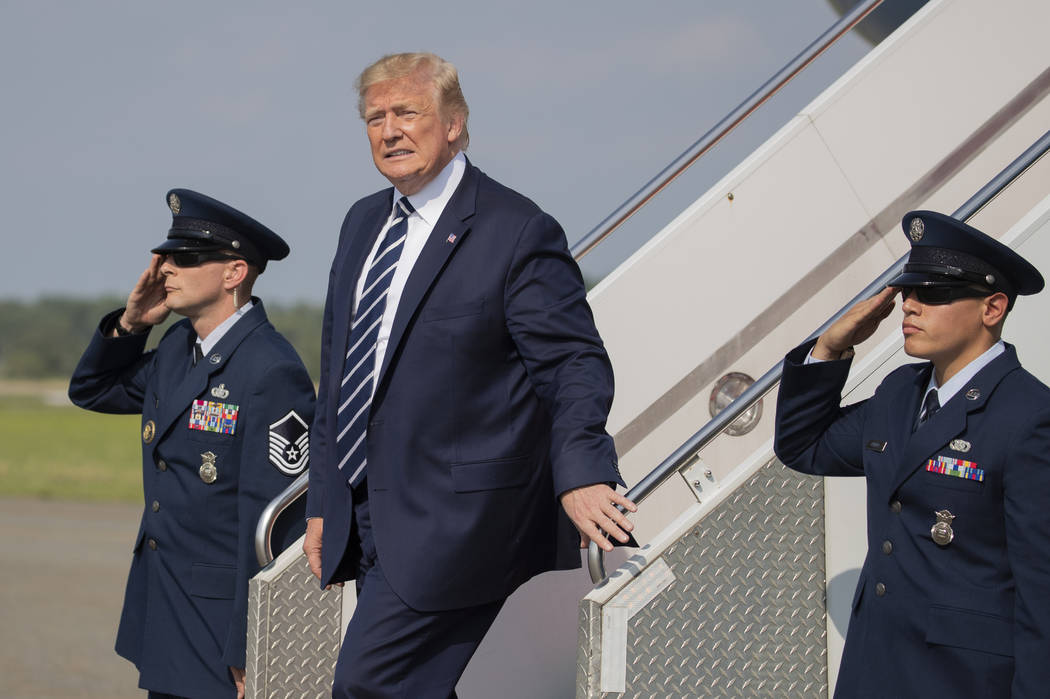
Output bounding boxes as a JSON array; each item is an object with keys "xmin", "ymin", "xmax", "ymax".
[
  {"xmin": 303, "ymin": 52, "xmax": 636, "ymax": 697},
  {"xmin": 774, "ymin": 210, "xmax": 1050, "ymax": 697},
  {"xmin": 69, "ymin": 189, "xmax": 315, "ymax": 698}
]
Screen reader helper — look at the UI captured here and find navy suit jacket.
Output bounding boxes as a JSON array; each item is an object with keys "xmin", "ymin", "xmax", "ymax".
[
  {"xmin": 306, "ymin": 161, "xmax": 621, "ymax": 611},
  {"xmin": 69, "ymin": 301, "xmax": 315, "ymax": 698},
  {"xmin": 775, "ymin": 339, "xmax": 1050, "ymax": 698}
]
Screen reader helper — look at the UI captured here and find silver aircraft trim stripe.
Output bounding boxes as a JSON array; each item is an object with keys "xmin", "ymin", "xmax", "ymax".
[{"xmin": 611, "ymin": 65, "xmax": 1050, "ymax": 458}]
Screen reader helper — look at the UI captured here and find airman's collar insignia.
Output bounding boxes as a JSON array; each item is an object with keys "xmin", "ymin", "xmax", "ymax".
[
  {"xmin": 209, "ymin": 353, "xmax": 222, "ymax": 364},
  {"xmin": 965, "ymin": 388, "xmax": 981, "ymax": 400},
  {"xmin": 909, "ymin": 217, "xmax": 925, "ymax": 241}
]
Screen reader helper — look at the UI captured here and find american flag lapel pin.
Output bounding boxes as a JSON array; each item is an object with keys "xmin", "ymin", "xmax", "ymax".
[{"xmin": 446, "ymin": 233, "xmax": 457, "ymax": 244}]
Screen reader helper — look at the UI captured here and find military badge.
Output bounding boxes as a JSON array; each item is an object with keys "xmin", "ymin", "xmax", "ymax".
[
  {"xmin": 909, "ymin": 217, "xmax": 924, "ymax": 241},
  {"xmin": 949, "ymin": 438, "xmax": 971, "ymax": 453},
  {"xmin": 189, "ymin": 399, "xmax": 239, "ymax": 434},
  {"xmin": 210, "ymin": 383, "xmax": 230, "ymax": 400},
  {"xmin": 168, "ymin": 192, "xmax": 181, "ymax": 214},
  {"xmin": 142, "ymin": 419, "xmax": 156, "ymax": 444},
  {"xmin": 200, "ymin": 451, "xmax": 218, "ymax": 484},
  {"xmin": 268, "ymin": 410, "xmax": 309, "ymax": 475},
  {"xmin": 965, "ymin": 388, "xmax": 981, "ymax": 400},
  {"xmin": 209, "ymin": 353, "xmax": 222, "ymax": 365},
  {"xmin": 931, "ymin": 509, "xmax": 955, "ymax": 546},
  {"xmin": 925, "ymin": 455, "xmax": 983, "ymax": 482}
]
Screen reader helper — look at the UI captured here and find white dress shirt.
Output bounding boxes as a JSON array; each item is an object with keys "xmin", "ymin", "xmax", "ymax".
[
  {"xmin": 197, "ymin": 299, "xmax": 254, "ymax": 356},
  {"xmin": 917, "ymin": 340, "xmax": 1005, "ymax": 413},
  {"xmin": 352, "ymin": 151, "xmax": 466, "ymax": 393}
]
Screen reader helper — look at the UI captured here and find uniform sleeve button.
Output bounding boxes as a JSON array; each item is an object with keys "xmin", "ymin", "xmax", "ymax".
[
  {"xmin": 875, "ymin": 582, "xmax": 886, "ymax": 596},
  {"xmin": 147, "ymin": 538, "xmax": 158, "ymax": 550},
  {"xmin": 151, "ymin": 500, "xmax": 160, "ymax": 513},
  {"xmin": 881, "ymin": 540, "xmax": 893, "ymax": 555},
  {"xmin": 890, "ymin": 500, "xmax": 902, "ymax": 513},
  {"xmin": 158, "ymin": 460, "xmax": 168, "ymax": 471}
]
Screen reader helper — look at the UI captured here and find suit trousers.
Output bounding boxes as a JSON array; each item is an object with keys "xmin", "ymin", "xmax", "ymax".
[{"xmin": 332, "ymin": 482, "xmax": 505, "ymax": 699}]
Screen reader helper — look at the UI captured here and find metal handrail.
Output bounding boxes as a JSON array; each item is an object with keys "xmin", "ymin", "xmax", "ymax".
[
  {"xmin": 252, "ymin": 1, "xmax": 882, "ymax": 567},
  {"xmin": 569, "ymin": 0, "xmax": 883, "ymax": 260},
  {"xmin": 588, "ymin": 128, "xmax": 1050, "ymax": 583},
  {"xmin": 255, "ymin": 472, "xmax": 308, "ymax": 566}
]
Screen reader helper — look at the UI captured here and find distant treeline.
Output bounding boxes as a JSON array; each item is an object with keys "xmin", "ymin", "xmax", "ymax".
[{"xmin": 0, "ymin": 296, "xmax": 323, "ymax": 382}]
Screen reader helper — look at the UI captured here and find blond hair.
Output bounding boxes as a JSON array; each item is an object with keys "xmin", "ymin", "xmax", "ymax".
[{"xmin": 356, "ymin": 52, "xmax": 470, "ymax": 150}]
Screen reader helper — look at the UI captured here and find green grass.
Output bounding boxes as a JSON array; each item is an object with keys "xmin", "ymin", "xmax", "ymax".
[{"xmin": 0, "ymin": 387, "xmax": 143, "ymax": 502}]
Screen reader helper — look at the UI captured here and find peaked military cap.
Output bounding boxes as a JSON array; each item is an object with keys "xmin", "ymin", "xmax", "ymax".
[
  {"xmin": 151, "ymin": 189, "xmax": 289, "ymax": 272},
  {"xmin": 888, "ymin": 210, "xmax": 1044, "ymax": 301}
]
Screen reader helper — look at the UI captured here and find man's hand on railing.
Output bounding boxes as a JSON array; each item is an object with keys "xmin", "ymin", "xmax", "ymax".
[{"xmin": 560, "ymin": 483, "xmax": 637, "ymax": 552}]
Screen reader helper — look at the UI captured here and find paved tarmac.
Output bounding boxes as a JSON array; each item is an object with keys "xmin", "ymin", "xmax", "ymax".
[{"xmin": 0, "ymin": 497, "xmax": 142, "ymax": 698}]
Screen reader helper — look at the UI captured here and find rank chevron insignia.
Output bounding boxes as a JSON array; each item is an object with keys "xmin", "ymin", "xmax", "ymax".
[{"xmin": 268, "ymin": 410, "xmax": 309, "ymax": 475}]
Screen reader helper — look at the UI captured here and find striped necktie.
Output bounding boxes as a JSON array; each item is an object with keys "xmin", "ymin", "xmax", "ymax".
[
  {"xmin": 336, "ymin": 196, "xmax": 414, "ymax": 487},
  {"xmin": 917, "ymin": 388, "xmax": 940, "ymax": 430}
]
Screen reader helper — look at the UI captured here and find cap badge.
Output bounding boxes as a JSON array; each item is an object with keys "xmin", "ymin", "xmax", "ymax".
[
  {"xmin": 142, "ymin": 419, "xmax": 156, "ymax": 444},
  {"xmin": 931, "ymin": 509, "xmax": 955, "ymax": 546},
  {"xmin": 909, "ymin": 217, "xmax": 925, "ymax": 242},
  {"xmin": 949, "ymin": 438, "xmax": 971, "ymax": 453},
  {"xmin": 200, "ymin": 451, "xmax": 218, "ymax": 484},
  {"xmin": 966, "ymin": 388, "xmax": 981, "ymax": 400},
  {"xmin": 210, "ymin": 383, "xmax": 230, "ymax": 400},
  {"xmin": 168, "ymin": 193, "xmax": 181, "ymax": 214}
]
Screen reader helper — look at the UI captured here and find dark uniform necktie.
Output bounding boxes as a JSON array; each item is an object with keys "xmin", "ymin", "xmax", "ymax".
[
  {"xmin": 336, "ymin": 197, "xmax": 414, "ymax": 487},
  {"xmin": 917, "ymin": 388, "xmax": 940, "ymax": 429},
  {"xmin": 192, "ymin": 342, "xmax": 204, "ymax": 367}
]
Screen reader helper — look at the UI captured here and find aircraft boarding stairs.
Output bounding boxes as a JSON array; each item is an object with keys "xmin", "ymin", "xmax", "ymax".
[{"xmin": 245, "ymin": 0, "xmax": 1050, "ymax": 695}]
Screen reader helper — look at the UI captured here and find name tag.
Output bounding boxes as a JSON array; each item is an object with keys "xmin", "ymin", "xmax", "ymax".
[{"xmin": 865, "ymin": 440, "xmax": 887, "ymax": 453}]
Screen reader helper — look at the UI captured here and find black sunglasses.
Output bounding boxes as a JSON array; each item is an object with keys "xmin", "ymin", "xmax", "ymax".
[
  {"xmin": 164, "ymin": 251, "xmax": 245, "ymax": 268},
  {"xmin": 899, "ymin": 286, "xmax": 994, "ymax": 305}
]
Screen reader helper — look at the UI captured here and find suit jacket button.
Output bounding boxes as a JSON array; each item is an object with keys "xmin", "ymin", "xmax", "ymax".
[
  {"xmin": 158, "ymin": 460, "xmax": 168, "ymax": 471},
  {"xmin": 147, "ymin": 538, "xmax": 158, "ymax": 550},
  {"xmin": 875, "ymin": 582, "xmax": 886, "ymax": 596},
  {"xmin": 890, "ymin": 500, "xmax": 902, "ymax": 513},
  {"xmin": 151, "ymin": 500, "xmax": 160, "ymax": 513},
  {"xmin": 881, "ymin": 540, "xmax": 893, "ymax": 555}
]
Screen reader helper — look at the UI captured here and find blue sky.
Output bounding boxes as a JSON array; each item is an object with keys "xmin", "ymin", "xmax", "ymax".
[{"xmin": 0, "ymin": 1, "xmax": 869, "ymax": 302}]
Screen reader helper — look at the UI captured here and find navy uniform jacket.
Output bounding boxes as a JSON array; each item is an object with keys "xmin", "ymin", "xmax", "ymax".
[
  {"xmin": 775, "ymin": 339, "xmax": 1050, "ymax": 697},
  {"xmin": 306, "ymin": 161, "xmax": 622, "ymax": 611},
  {"xmin": 69, "ymin": 300, "xmax": 314, "ymax": 698}
]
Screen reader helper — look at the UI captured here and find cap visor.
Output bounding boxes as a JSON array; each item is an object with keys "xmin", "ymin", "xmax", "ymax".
[
  {"xmin": 150, "ymin": 238, "xmax": 226, "ymax": 255},
  {"xmin": 886, "ymin": 272, "xmax": 972, "ymax": 288}
]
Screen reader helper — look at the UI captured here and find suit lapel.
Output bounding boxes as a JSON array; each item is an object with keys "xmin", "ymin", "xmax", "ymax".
[
  {"xmin": 154, "ymin": 302, "xmax": 268, "ymax": 440},
  {"xmin": 891, "ymin": 346, "xmax": 1020, "ymax": 493},
  {"xmin": 329, "ymin": 194, "xmax": 392, "ymax": 385},
  {"xmin": 374, "ymin": 164, "xmax": 479, "ymax": 391}
]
